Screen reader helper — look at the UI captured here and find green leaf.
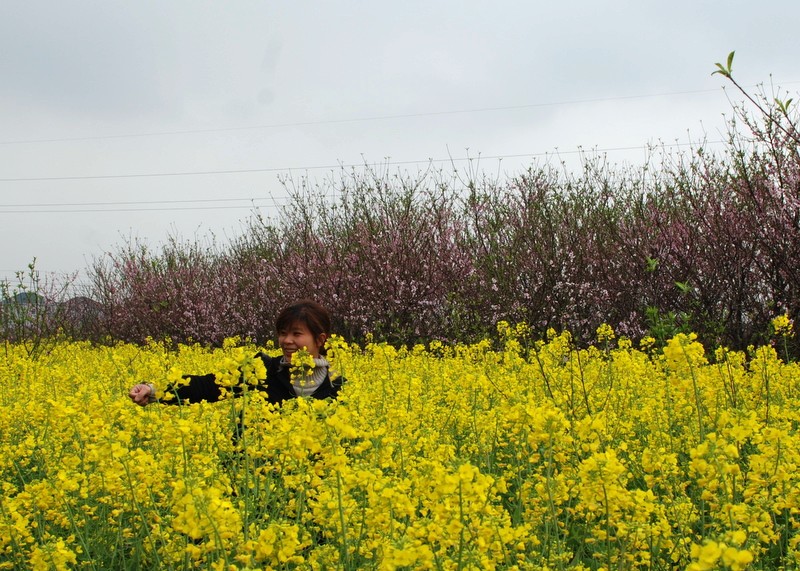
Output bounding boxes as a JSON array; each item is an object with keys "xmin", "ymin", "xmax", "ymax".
[
  {"xmin": 712, "ymin": 62, "xmax": 730, "ymax": 78},
  {"xmin": 712, "ymin": 51, "xmax": 735, "ymax": 77},
  {"xmin": 776, "ymin": 97, "xmax": 793, "ymax": 114}
]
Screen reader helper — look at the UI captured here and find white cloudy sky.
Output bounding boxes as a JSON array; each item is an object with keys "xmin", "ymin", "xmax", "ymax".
[{"xmin": 1, "ymin": 1, "xmax": 798, "ymax": 288}]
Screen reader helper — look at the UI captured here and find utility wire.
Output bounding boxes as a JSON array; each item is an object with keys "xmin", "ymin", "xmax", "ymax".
[
  {"xmin": 0, "ymin": 197, "xmax": 274, "ymax": 208},
  {"xmin": 0, "ymin": 140, "xmax": 724, "ymax": 184},
  {"xmin": 0, "ymin": 165, "xmax": 340, "ymax": 182},
  {"xmin": 0, "ymin": 204, "xmax": 281, "ymax": 214},
  {"xmin": 0, "ymin": 87, "xmax": 739, "ymax": 146}
]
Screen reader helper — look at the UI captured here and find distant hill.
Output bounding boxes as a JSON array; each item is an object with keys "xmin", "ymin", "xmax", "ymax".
[{"xmin": 3, "ymin": 292, "xmax": 45, "ymax": 305}]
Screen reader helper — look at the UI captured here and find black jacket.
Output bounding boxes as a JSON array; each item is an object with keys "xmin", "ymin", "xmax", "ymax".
[{"xmin": 163, "ymin": 353, "xmax": 342, "ymax": 405}]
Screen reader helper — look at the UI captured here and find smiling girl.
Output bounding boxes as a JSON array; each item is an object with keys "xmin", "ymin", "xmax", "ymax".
[{"xmin": 128, "ymin": 300, "xmax": 343, "ymax": 406}]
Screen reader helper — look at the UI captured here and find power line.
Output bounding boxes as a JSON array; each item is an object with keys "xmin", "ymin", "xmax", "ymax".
[
  {"xmin": 0, "ymin": 197, "xmax": 275, "ymax": 208},
  {"xmin": 0, "ymin": 138, "xmax": 724, "ymax": 214},
  {"xmin": 0, "ymin": 85, "xmax": 759, "ymax": 147},
  {"xmin": 0, "ymin": 203, "xmax": 283, "ymax": 214},
  {"xmin": 0, "ymin": 195, "xmax": 291, "ymax": 213},
  {"xmin": 0, "ymin": 165, "xmax": 339, "ymax": 182},
  {"xmin": 0, "ymin": 140, "xmax": 726, "ymax": 184}
]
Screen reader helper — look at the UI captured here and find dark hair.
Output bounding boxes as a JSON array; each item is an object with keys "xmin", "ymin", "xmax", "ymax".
[{"xmin": 275, "ymin": 300, "xmax": 332, "ymax": 354}]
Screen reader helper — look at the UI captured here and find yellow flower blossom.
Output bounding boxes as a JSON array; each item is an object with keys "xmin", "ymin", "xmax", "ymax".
[
  {"xmin": 771, "ymin": 313, "xmax": 794, "ymax": 337},
  {"xmin": 1, "ymin": 327, "xmax": 799, "ymax": 569},
  {"xmin": 596, "ymin": 323, "xmax": 615, "ymax": 343}
]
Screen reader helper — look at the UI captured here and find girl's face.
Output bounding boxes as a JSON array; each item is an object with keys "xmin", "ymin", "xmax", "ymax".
[{"xmin": 277, "ymin": 320, "xmax": 326, "ymax": 360}]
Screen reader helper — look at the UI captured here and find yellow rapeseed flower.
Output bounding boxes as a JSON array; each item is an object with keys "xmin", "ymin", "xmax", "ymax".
[
  {"xmin": 1, "ymin": 327, "xmax": 799, "ymax": 569},
  {"xmin": 771, "ymin": 313, "xmax": 794, "ymax": 337}
]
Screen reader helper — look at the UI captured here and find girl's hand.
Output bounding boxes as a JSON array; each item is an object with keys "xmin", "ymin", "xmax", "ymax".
[{"xmin": 129, "ymin": 383, "xmax": 154, "ymax": 406}]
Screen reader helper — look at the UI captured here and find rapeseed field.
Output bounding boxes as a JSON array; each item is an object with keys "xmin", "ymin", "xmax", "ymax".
[{"xmin": 1, "ymin": 322, "xmax": 799, "ymax": 570}]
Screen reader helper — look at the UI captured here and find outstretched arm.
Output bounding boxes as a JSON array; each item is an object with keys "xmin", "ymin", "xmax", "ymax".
[{"xmin": 128, "ymin": 373, "xmax": 223, "ymax": 406}]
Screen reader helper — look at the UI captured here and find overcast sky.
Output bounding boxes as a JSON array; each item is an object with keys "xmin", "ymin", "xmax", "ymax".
[{"xmin": 1, "ymin": 1, "xmax": 798, "ymax": 289}]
